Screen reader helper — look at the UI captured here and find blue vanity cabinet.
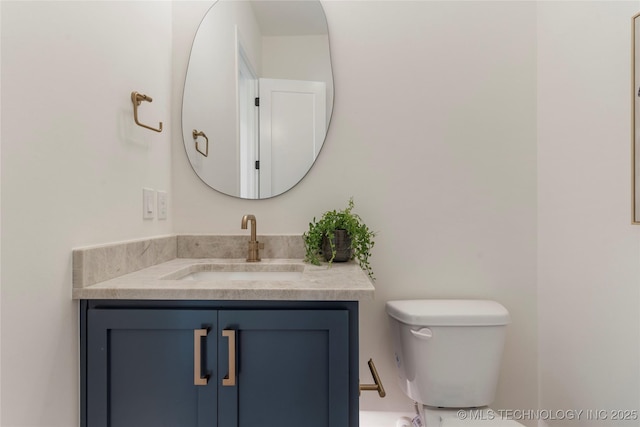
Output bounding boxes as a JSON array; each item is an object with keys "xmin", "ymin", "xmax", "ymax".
[
  {"xmin": 80, "ymin": 301, "xmax": 358, "ymax": 427},
  {"xmin": 217, "ymin": 310, "xmax": 349, "ymax": 427},
  {"xmin": 85, "ymin": 309, "xmax": 218, "ymax": 427}
]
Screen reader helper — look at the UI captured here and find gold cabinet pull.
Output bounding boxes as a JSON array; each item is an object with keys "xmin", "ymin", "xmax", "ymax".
[
  {"xmin": 194, "ymin": 329, "xmax": 209, "ymax": 386},
  {"xmin": 222, "ymin": 329, "xmax": 236, "ymax": 386},
  {"xmin": 359, "ymin": 358, "xmax": 386, "ymax": 397},
  {"xmin": 193, "ymin": 129, "xmax": 209, "ymax": 157}
]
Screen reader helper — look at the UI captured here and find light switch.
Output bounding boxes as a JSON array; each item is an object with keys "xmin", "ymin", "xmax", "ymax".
[
  {"xmin": 157, "ymin": 191, "xmax": 167, "ymax": 220},
  {"xmin": 143, "ymin": 188, "xmax": 155, "ymax": 219}
]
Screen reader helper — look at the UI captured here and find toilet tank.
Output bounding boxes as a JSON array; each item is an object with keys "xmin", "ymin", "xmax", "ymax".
[{"xmin": 386, "ymin": 299, "xmax": 510, "ymax": 408}]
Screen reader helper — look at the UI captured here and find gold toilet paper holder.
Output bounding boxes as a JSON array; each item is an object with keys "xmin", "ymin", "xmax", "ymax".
[{"xmin": 359, "ymin": 358, "xmax": 386, "ymax": 397}]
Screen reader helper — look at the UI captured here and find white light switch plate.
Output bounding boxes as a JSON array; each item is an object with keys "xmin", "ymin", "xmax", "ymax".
[
  {"xmin": 157, "ymin": 191, "xmax": 167, "ymax": 220},
  {"xmin": 143, "ymin": 188, "xmax": 155, "ymax": 219}
]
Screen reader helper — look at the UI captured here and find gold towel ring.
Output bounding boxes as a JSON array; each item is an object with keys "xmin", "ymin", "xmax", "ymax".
[
  {"xmin": 193, "ymin": 129, "xmax": 209, "ymax": 157},
  {"xmin": 131, "ymin": 91, "xmax": 163, "ymax": 133}
]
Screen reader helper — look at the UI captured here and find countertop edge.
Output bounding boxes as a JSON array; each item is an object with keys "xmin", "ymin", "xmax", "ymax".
[{"xmin": 72, "ymin": 257, "xmax": 375, "ymax": 302}]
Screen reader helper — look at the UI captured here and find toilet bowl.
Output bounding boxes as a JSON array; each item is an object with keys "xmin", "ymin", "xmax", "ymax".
[{"xmin": 385, "ymin": 299, "xmax": 525, "ymax": 427}]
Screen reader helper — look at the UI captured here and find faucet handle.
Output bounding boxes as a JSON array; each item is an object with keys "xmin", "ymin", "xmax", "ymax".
[{"xmin": 248, "ymin": 241, "xmax": 264, "ymax": 250}]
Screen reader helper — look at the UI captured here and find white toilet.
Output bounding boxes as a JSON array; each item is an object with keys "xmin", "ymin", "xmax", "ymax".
[{"xmin": 385, "ymin": 299, "xmax": 525, "ymax": 427}]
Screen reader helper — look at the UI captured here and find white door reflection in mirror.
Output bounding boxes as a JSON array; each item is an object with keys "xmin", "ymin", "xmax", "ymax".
[
  {"xmin": 238, "ymin": 44, "xmax": 259, "ymax": 199},
  {"xmin": 259, "ymin": 78, "xmax": 326, "ymax": 198},
  {"xmin": 238, "ymin": 78, "xmax": 326, "ymax": 199}
]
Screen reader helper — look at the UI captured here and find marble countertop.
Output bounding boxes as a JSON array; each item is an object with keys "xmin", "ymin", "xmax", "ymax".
[{"xmin": 72, "ymin": 258, "xmax": 375, "ymax": 301}]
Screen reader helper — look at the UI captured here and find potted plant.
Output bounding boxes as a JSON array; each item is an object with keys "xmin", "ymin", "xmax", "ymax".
[{"xmin": 303, "ymin": 198, "xmax": 376, "ymax": 280}]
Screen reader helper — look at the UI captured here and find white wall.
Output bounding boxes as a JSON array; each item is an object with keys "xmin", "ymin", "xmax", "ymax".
[
  {"xmin": 538, "ymin": 2, "xmax": 640, "ymax": 426},
  {"xmin": 0, "ymin": 2, "xmax": 3, "ymax": 422},
  {"xmin": 173, "ymin": 0, "xmax": 538, "ymax": 417},
  {"xmin": 0, "ymin": 2, "xmax": 173, "ymax": 426}
]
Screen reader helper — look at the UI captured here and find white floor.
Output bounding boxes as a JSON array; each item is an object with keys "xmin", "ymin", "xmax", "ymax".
[
  {"xmin": 359, "ymin": 411, "xmax": 416, "ymax": 427},
  {"xmin": 360, "ymin": 410, "xmax": 540, "ymax": 427}
]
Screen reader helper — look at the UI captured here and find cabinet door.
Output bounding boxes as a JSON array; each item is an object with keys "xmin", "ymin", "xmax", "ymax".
[
  {"xmin": 218, "ymin": 310, "xmax": 349, "ymax": 427},
  {"xmin": 86, "ymin": 309, "xmax": 217, "ymax": 427}
]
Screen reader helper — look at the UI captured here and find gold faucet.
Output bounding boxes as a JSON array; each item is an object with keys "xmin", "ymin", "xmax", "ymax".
[{"xmin": 241, "ymin": 214, "xmax": 264, "ymax": 262}]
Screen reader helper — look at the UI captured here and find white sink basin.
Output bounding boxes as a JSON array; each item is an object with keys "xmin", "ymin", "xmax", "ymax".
[
  {"xmin": 163, "ymin": 263, "xmax": 306, "ymax": 281},
  {"xmin": 181, "ymin": 270, "xmax": 303, "ymax": 281}
]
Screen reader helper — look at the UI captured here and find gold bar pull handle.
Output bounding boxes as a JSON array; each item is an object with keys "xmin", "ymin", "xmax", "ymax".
[
  {"xmin": 131, "ymin": 91, "xmax": 163, "ymax": 133},
  {"xmin": 194, "ymin": 329, "xmax": 210, "ymax": 386},
  {"xmin": 222, "ymin": 329, "xmax": 236, "ymax": 386},
  {"xmin": 193, "ymin": 129, "xmax": 209, "ymax": 157},
  {"xmin": 359, "ymin": 358, "xmax": 386, "ymax": 397}
]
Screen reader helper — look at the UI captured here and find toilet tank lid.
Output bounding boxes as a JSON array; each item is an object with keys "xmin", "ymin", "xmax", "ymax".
[{"xmin": 386, "ymin": 299, "xmax": 510, "ymax": 326}]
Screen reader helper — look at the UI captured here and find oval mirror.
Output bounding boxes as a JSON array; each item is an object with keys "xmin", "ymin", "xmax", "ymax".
[{"xmin": 182, "ymin": 0, "xmax": 334, "ymax": 199}]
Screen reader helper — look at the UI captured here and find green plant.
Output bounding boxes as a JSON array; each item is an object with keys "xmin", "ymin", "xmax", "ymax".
[{"xmin": 303, "ymin": 198, "xmax": 376, "ymax": 280}]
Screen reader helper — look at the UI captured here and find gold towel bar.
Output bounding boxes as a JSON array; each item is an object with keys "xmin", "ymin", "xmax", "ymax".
[
  {"xmin": 360, "ymin": 358, "xmax": 386, "ymax": 397},
  {"xmin": 131, "ymin": 91, "xmax": 163, "ymax": 133},
  {"xmin": 193, "ymin": 129, "xmax": 209, "ymax": 157}
]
